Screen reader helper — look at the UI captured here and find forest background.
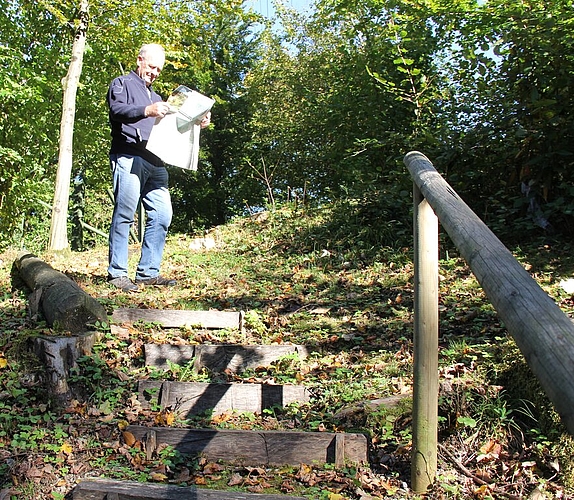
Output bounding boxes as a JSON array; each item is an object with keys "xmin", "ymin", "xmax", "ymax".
[
  {"xmin": 2, "ymin": 0, "xmax": 574, "ymax": 498},
  {"xmin": 1, "ymin": 0, "xmax": 573, "ymax": 251}
]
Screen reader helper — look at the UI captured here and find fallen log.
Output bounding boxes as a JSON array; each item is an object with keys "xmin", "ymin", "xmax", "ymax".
[
  {"xmin": 14, "ymin": 251, "xmax": 108, "ymax": 333},
  {"xmin": 14, "ymin": 252, "xmax": 109, "ymax": 401}
]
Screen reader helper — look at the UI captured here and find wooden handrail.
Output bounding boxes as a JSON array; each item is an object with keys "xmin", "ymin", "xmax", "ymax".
[{"xmin": 405, "ymin": 151, "xmax": 574, "ymax": 491}]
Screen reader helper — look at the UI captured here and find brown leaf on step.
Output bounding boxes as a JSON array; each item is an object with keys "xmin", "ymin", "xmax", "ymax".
[
  {"xmin": 203, "ymin": 462, "xmax": 224, "ymax": 474},
  {"xmin": 150, "ymin": 471, "xmax": 168, "ymax": 482},
  {"xmin": 228, "ymin": 473, "xmax": 244, "ymax": 486},
  {"xmin": 174, "ymin": 467, "xmax": 190, "ymax": 482},
  {"xmin": 122, "ymin": 431, "xmax": 137, "ymax": 447},
  {"xmin": 154, "ymin": 408, "xmax": 175, "ymax": 426},
  {"xmin": 247, "ymin": 484, "xmax": 265, "ymax": 493},
  {"xmin": 245, "ymin": 466, "xmax": 266, "ymax": 476},
  {"xmin": 280, "ymin": 480, "xmax": 296, "ymax": 493},
  {"xmin": 296, "ymin": 464, "xmax": 317, "ymax": 485},
  {"xmin": 211, "ymin": 411, "xmax": 233, "ymax": 424}
]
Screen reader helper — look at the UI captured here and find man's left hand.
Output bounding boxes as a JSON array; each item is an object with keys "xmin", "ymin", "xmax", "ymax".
[{"xmin": 200, "ymin": 112, "xmax": 211, "ymax": 129}]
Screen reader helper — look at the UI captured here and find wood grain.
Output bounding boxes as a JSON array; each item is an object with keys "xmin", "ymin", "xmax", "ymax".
[
  {"xmin": 126, "ymin": 425, "xmax": 368, "ymax": 466},
  {"xmin": 71, "ymin": 478, "xmax": 307, "ymax": 499},
  {"xmin": 112, "ymin": 308, "xmax": 244, "ymax": 331},
  {"xmin": 138, "ymin": 380, "xmax": 310, "ymax": 416},
  {"xmin": 144, "ymin": 343, "xmax": 309, "ymax": 373}
]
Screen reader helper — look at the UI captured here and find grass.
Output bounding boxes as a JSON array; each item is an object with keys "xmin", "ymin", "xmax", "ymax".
[{"xmin": 0, "ymin": 203, "xmax": 573, "ymax": 499}]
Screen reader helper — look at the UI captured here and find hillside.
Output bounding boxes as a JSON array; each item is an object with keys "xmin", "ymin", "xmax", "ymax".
[{"xmin": 0, "ymin": 204, "xmax": 573, "ymax": 499}]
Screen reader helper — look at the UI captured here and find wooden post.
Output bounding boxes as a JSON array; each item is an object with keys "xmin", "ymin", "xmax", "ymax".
[
  {"xmin": 404, "ymin": 151, "xmax": 574, "ymax": 436},
  {"xmin": 411, "ymin": 184, "xmax": 438, "ymax": 492}
]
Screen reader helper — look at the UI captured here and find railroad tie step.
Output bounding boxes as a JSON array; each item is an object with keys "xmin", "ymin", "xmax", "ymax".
[
  {"xmin": 124, "ymin": 425, "xmax": 368, "ymax": 467},
  {"xmin": 71, "ymin": 477, "xmax": 308, "ymax": 499},
  {"xmin": 143, "ymin": 343, "xmax": 309, "ymax": 373},
  {"xmin": 138, "ymin": 380, "xmax": 311, "ymax": 417}
]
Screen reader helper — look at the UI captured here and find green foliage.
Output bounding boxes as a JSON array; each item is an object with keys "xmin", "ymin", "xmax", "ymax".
[
  {"xmin": 68, "ymin": 354, "xmax": 131, "ymax": 410},
  {"xmin": 0, "ymin": 44, "xmax": 53, "ymax": 248},
  {"xmin": 3, "ymin": 0, "xmax": 574, "ymax": 250},
  {"xmin": 430, "ymin": 0, "xmax": 574, "ymax": 238},
  {"xmin": 168, "ymin": 0, "xmax": 263, "ymax": 228}
]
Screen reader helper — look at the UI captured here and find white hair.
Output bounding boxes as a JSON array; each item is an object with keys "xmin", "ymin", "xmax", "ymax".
[{"xmin": 138, "ymin": 43, "xmax": 165, "ymax": 59}]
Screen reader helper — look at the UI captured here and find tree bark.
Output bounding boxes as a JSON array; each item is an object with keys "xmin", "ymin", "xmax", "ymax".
[
  {"xmin": 15, "ymin": 251, "xmax": 107, "ymax": 401},
  {"xmin": 15, "ymin": 251, "xmax": 107, "ymax": 333},
  {"xmin": 34, "ymin": 332, "xmax": 98, "ymax": 400},
  {"xmin": 49, "ymin": 0, "xmax": 90, "ymax": 251}
]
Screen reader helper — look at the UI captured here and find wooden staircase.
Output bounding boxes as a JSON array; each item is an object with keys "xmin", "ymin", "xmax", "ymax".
[{"xmin": 69, "ymin": 307, "xmax": 368, "ymax": 499}]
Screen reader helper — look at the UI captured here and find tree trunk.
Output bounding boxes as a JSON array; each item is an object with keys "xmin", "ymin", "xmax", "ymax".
[
  {"xmin": 49, "ymin": 0, "xmax": 90, "ymax": 251},
  {"xmin": 34, "ymin": 333, "xmax": 98, "ymax": 401},
  {"xmin": 14, "ymin": 251, "xmax": 108, "ymax": 333}
]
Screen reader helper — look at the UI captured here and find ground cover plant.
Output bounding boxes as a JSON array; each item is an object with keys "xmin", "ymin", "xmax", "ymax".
[{"xmin": 0, "ymin": 204, "xmax": 573, "ymax": 499}]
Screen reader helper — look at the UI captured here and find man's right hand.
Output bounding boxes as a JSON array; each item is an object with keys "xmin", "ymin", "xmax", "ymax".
[{"xmin": 145, "ymin": 101, "xmax": 170, "ymax": 118}]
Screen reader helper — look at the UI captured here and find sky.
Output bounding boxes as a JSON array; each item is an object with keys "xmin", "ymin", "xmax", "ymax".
[{"xmin": 247, "ymin": 0, "xmax": 314, "ymax": 18}]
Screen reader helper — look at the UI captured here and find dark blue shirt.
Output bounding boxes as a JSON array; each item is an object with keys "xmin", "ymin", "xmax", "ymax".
[{"xmin": 107, "ymin": 70, "xmax": 163, "ymax": 165}]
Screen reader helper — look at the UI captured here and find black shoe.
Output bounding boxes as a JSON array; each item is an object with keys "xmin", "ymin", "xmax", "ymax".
[
  {"xmin": 135, "ymin": 275, "xmax": 177, "ymax": 286},
  {"xmin": 108, "ymin": 276, "xmax": 139, "ymax": 292}
]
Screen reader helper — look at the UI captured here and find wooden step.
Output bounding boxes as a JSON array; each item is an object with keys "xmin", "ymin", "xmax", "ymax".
[
  {"xmin": 71, "ymin": 478, "xmax": 307, "ymax": 499},
  {"xmin": 144, "ymin": 344, "xmax": 309, "ymax": 373},
  {"xmin": 126, "ymin": 425, "xmax": 368, "ymax": 467},
  {"xmin": 112, "ymin": 308, "xmax": 244, "ymax": 331},
  {"xmin": 138, "ymin": 380, "xmax": 310, "ymax": 416}
]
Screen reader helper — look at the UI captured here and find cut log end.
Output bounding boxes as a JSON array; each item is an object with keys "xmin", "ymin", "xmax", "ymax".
[{"xmin": 14, "ymin": 252, "xmax": 108, "ymax": 334}]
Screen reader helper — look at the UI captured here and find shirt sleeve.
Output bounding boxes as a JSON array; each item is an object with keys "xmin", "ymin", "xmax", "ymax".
[{"xmin": 107, "ymin": 77, "xmax": 147, "ymax": 122}]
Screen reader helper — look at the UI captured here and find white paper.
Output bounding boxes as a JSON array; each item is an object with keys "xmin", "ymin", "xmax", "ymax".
[{"xmin": 146, "ymin": 86, "xmax": 214, "ymax": 170}]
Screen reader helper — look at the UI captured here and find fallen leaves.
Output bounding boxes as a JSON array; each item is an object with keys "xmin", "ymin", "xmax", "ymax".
[
  {"xmin": 1, "ymin": 217, "xmax": 574, "ymax": 500},
  {"xmin": 476, "ymin": 439, "xmax": 503, "ymax": 463},
  {"xmin": 154, "ymin": 408, "xmax": 176, "ymax": 426}
]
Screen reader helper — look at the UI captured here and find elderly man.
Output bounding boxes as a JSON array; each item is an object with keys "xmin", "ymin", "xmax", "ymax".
[{"xmin": 106, "ymin": 43, "xmax": 209, "ymax": 291}]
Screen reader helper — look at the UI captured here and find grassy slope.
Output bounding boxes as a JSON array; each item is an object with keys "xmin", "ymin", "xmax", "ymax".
[{"xmin": 0, "ymin": 204, "xmax": 573, "ymax": 499}]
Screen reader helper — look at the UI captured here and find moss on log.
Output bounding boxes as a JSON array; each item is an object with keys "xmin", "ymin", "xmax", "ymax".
[{"xmin": 14, "ymin": 251, "xmax": 108, "ymax": 333}]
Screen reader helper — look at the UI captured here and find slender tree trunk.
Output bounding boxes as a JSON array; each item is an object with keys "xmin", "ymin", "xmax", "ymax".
[{"xmin": 49, "ymin": 0, "xmax": 90, "ymax": 251}]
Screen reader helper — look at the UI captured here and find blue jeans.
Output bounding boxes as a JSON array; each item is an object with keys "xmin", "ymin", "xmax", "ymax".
[{"xmin": 108, "ymin": 154, "xmax": 173, "ymax": 280}]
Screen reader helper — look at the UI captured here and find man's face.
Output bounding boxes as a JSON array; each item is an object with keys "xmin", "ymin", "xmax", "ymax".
[{"xmin": 136, "ymin": 51, "xmax": 165, "ymax": 86}]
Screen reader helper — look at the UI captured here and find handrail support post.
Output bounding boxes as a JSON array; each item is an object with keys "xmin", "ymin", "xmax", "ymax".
[{"xmin": 411, "ymin": 183, "xmax": 439, "ymax": 493}]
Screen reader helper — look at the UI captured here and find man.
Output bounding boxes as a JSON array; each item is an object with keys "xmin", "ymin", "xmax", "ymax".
[{"xmin": 106, "ymin": 43, "xmax": 210, "ymax": 291}]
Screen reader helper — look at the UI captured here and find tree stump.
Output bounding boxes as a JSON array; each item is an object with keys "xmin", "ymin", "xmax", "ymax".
[{"xmin": 34, "ymin": 332, "xmax": 98, "ymax": 398}]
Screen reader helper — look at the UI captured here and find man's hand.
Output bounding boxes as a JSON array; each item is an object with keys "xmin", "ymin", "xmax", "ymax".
[
  {"xmin": 200, "ymin": 111, "xmax": 211, "ymax": 129},
  {"xmin": 145, "ymin": 101, "xmax": 170, "ymax": 118}
]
